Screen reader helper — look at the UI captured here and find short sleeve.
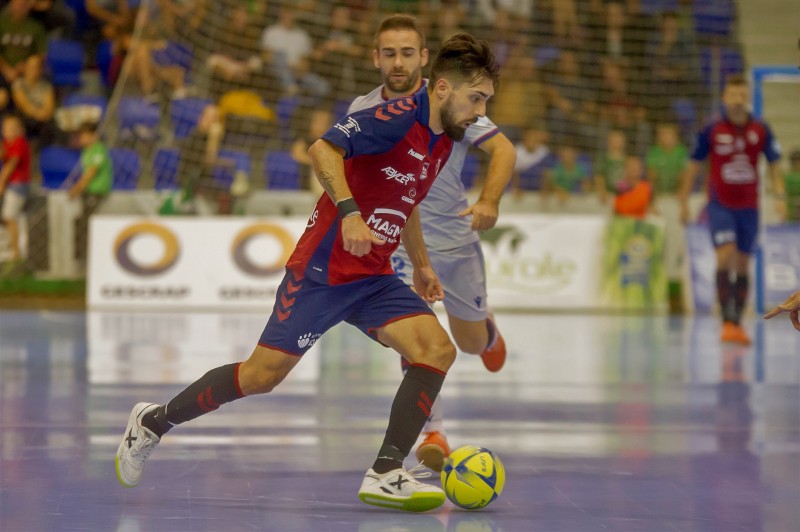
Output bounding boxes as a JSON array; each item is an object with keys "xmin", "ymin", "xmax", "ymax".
[
  {"xmin": 762, "ymin": 123, "xmax": 782, "ymax": 163},
  {"xmin": 321, "ymin": 106, "xmax": 413, "ymax": 159},
  {"xmin": 467, "ymin": 116, "xmax": 500, "ymax": 148},
  {"xmin": 690, "ymin": 125, "xmax": 712, "ymax": 161}
]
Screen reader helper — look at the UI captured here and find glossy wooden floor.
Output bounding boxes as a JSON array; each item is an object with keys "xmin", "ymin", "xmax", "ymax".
[{"xmin": 1, "ymin": 310, "xmax": 798, "ymax": 531}]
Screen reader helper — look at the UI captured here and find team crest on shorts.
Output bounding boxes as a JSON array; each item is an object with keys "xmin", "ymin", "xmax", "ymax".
[{"xmin": 298, "ymin": 333, "xmax": 322, "ymax": 349}]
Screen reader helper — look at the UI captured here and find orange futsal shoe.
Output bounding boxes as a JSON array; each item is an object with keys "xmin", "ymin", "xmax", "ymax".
[
  {"xmin": 721, "ymin": 321, "xmax": 751, "ymax": 346},
  {"xmin": 415, "ymin": 431, "xmax": 450, "ymax": 473},
  {"xmin": 480, "ymin": 323, "xmax": 506, "ymax": 372}
]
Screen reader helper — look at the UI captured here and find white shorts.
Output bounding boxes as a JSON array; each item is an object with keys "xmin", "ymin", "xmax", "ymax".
[
  {"xmin": 1, "ymin": 187, "xmax": 27, "ymax": 221},
  {"xmin": 392, "ymin": 240, "xmax": 488, "ymax": 322}
]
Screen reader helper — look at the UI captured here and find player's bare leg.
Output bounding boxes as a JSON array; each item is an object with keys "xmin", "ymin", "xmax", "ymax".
[
  {"xmin": 115, "ymin": 345, "xmax": 300, "ymax": 488},
  {"xmin": 448, "ymin": 314, "xmax": 506, "ymax": 372},
  {"xmin": 357, "ymin": 314, "xmax": 456, "ymax": 511}
]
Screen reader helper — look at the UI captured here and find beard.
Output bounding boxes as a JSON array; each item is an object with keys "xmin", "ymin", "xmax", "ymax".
[
  {"xmin": 440, "ymin": 95, "xmax": 471, "ymax": 141},
  {"xmin": 385, "ymin": 69, "xmax": 421, "ymax": 95}
]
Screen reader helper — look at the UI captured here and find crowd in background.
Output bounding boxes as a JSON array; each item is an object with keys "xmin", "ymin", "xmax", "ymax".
[{"xmin": 1, "ymin": 0, "xmax": 800, "ymax": 274}]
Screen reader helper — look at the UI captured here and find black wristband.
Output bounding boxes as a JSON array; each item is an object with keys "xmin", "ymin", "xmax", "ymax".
[{"xmin": 336, "ymin": 197, "xmax": 360, "ymax": 218}]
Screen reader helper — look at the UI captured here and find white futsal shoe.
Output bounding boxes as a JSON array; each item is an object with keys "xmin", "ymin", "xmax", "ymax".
[
  {"xmin": 358, "ymin": 463, "xmax": 446, "ymax": 512},
  {"xmin": 115, "ymin": 402, "xmax": 160, "ymax": 488}
]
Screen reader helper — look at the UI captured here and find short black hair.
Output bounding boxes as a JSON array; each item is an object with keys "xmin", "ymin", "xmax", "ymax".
[
  {"xmin": 77, "ymin": 121, "xmax": 100, "ymax": 135},
  {"xmin": 725, "ymin": 73, "xmax": 749, "ymax": 87},
  {"xmin": 429, "ymin": 33, "xmax": 500, "ymax": 88}
]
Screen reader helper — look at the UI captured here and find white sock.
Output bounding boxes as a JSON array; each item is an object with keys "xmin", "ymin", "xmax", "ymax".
[{"xmin": 422, "ymin": 396, "xmax": 444, "ymax": 434}]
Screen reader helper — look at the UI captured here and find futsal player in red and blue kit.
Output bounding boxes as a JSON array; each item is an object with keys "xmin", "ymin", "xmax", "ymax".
[
  {"xmin": 115, "ymin": 33, "xmax": 500, "ymax": 513},
  {"xmin": 680, "ymin": 74, "xmax": 786, "ymax": 345}
]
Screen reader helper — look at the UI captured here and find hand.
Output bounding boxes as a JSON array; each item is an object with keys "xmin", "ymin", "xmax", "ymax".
[
  {"xmin": 459, "ymin": 199, "xmax": 499, "ymax": 231},
  {"xmin": 680, "ymin": 202, "xmax": 690, "ymax": 225},
  {"xmin": 340, "ymin": 215, "xmax": 384, "ymax": 257},
  {"xmin": 413, "ymin": 265, "xmax": 444, "ymax": 304},
  {"xmin": 764, "ymin": 290, "xmax": 800, "ymax": 331}
]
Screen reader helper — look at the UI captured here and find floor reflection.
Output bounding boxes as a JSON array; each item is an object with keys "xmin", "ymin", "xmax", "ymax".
[{"xmin": 0, "ymin": 311, "xmax": 798, "ymax": 531}]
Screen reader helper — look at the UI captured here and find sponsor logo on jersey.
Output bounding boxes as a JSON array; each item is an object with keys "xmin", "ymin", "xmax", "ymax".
[
  {"xmin": 297, "ymin": 332, "xmax": 322, "ymax": 349},
  {"xmin": 420, "ymin": 161, "xmax": 430, "ymax": 180},
  {"xmin": 435, "ymin": 159, "xmax": 442, "ymax": 175},
  {"xmin": 382, "ymin": 166, "xmax": 416, "ymax": 185},
  {"xmin": 366, "ymin": 208, "xmax": 407, "ymax": 243},
  {"xmin": 334, "ymin": 117, "xmax": 361, "ymax": 137},
  {"xmin": 401, "ymin": 188, "xmax": 417, "ymax": 205},
  {"xmin": 306, "ymin": 209, "xmax": 319, "ymax": 228},
  {"xmin": 747, "ymin": 130, "xmax": 759, "ymax": 145},
  {"xmin": 716, "ymin": 133, "xmax": 733, "ymax": 143},
  {"xmin": 407, "ymin": 148, "xmax": 424, "ymax": 161}
]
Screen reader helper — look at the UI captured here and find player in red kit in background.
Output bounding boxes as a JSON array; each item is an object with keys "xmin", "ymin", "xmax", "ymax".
[{"xmin": 679, "ymin": 74, "xmax": 786, "ymax": 345}]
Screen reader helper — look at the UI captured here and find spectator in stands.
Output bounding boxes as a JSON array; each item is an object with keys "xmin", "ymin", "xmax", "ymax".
[
  {"xmin": 646, "ymin": 122, "xmax": 688, "ymax": 200},
  {"xmin": 545, "ymin": 49, "xmax": 596, "ymax": 152},
  {"xmin": 490, "ymin": 37, "xmax": 545, "ymax": 143},
  {"xmin": 175, "ymin": 104, "xmax": 236, "ymax": 215},
  {"xmin": 476, "ymin": 0, "xmax": 532, "ymax": 32},
  {"xmin": 85, "ymin": 0, "xmax": 130, "ymax": 40},
  {"xmin": 596, "ymin": 60, "xmax": 650, "ymax": 156},
  {"xmin": 613, "ymin": 155, "xmax": 651, "ymax": 219},
  {"xmin": 156, "ymin": 0, "xmax": 207, "ymax": 36},
  {"xmin": 512, "ymin": 125, "xmax": 557, "ymax": 196},
  {"xmin": 785, "ymin": 149, "xmax": 800, "ymax": 222},
  {"xmin": 595, "ymin": 129, "xmax": 628, "ymax": 204},
  {"xmin": 552, "ymin": 0, "xmax": 582, "ymax": 49},
  {"xmin": 261, "ymin": 5, "xmax": 330, "ymax": 103},
  {"xmin": 544, "ymin": 143, "xmax": 590, "ymax": 207},
  {"xmin": 645, "ymin": 11, "xmax": 700, "ymax": 123},
  {"xmin": 0, "ymin": 114, "xmax": 31, "ymax": 272},
  {"xmin": 428, "ymin": 0, "xmax": 466, "ymax": 54},
  {"xmin": 0, "ymin": 0, "xmax": 47, "ymax": 102},
  {"xmin": 585, "ymin": 0, "xmax": 649, "ymax": 96},
  {"xmin": 310, "ymin": 4, "xmax": 362, "ymax": 96},
  {"xmin": 290, "ymin": 106, "xmax": 333, "ymax": 194},
  {"xmin": 29, "ymin": 0, "xmax": 76, "ymax": 38},
  {"xmin": 11, "ymin": 55, "xmax": 56, "ymax": 145},
  {"xmin": 205, "ymin": 4, "xmax": 265, "ymax": 96},
  {"xmin": 68, "ymin": 122, "xmax": 112, "ymax": 262}
]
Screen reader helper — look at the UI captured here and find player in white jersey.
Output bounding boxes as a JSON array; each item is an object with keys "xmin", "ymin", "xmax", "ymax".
[{"xmin": 348, "ymin": 14, "xmax": 516, "ymax": 472}]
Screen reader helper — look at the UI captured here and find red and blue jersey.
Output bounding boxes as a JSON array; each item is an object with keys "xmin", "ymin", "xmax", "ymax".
[
  {"xmin": 690, "ymin": 113, "xmax": 781, "ymax": 209},
  {"xmin": 286, "ymin": 89, "xmax": 453, "ymax": 285}
]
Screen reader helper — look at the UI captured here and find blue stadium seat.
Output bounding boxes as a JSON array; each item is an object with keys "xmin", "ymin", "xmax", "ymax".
[
  {"xmin": 39, "ymin": 147, "xmax": 81, "ymax": 190},
  {"xmin": 332, "ymin": 98, "xmax": 351, "ymax": 120},
  {"xmin": 151, "ymin": 41, "xmax": 193, "ymax": 71},
  {"xmin": 672, "ymin": 98, "xmax": 697, "ymax": 135},
  {"xmin": 62, "ymin": 94, "xmax": 109, "ymax": 118},
  {"xmin": 117, "ymin": 97, "xmax": 161, "ymax": 137},
  {"xmin": 460, "ymin": 152, "xmax": 480, "ymax": 189},
  {"xmin": 64, "ymin": 0, "xmax": 92, "ymax": 34},
  {"xmin": 638, "ymin": 0, "xmax": 679, "ymax": 15},
  {"xmin": 153, "ymin": 148, "xmax": 181, "ymax": 190},
  {"xmin": 534, "ymin": 46, "xmax": 560, "ymax": 68},
  {"xmin": 46, "ymin": 39, "xmax": 85, "ymax": 88},
  {"xmin": 700, "ymin": 46, "xmax": 743, "ymax": 89},
  {"xmin": 96, "ymin": 40, "xmax": 114, "ymax": 88},
  {"xmin": 214, "ymin": 150, "xmax": 251, "ymax": 188},
  {"xmin": 693, "ymin": 0, "xmax": 736, "ymax": 38},
  {"xmin": 170, "ymin": 97, "xmax": 212, "ymax": 140},
  {"xmin": 276, "ymin": 96, "xmax": 300, "ymax": 127},
  {"xmin": 265, "ymin": 151, "xmax": 301, "ymax": 190},
  {"xmin": 109, "ymin": 148, "xmax": 141, "ymax": 190}
]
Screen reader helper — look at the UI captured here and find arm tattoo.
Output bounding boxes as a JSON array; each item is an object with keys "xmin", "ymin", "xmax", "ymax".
[{"xmin": 318, "ymin": 170, "xmax": 337, "ymax": 202}]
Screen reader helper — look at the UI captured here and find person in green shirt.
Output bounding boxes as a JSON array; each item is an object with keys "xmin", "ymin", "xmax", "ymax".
[
  {"xmin": 785, "ymin": 149, "xmax": 800, "ymax": 222},
  {"xmin": 594, "ymin": 129, "xmax": 627, "ymax": 204},
  {"xmin": 545, "ymin": 144, "xmax": 589, "ymax": 206},
  {"xmin": 68, "ymin": 121, "xmax": 113, "ymax": 262},
  {"xmin": 646, "ymin": 122, "xmax": 688, "ymax": 195}
]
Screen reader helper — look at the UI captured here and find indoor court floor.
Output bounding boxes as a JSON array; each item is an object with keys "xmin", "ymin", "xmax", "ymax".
[{"xmin": 1, "ymin": 310, "xmax": 798, "ymax": 531}]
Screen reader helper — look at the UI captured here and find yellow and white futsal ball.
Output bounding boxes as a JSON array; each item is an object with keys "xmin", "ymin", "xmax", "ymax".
[{"xmin": 441, "ymin": 445, "xmax": 505, "ymax": 510}]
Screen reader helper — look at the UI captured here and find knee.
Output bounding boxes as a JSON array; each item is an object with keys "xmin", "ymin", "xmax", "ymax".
[
  {"xmin": 237, "ymin": 359, "xmax": 285, "ymax": 395},
  {"xmin": 416, "ymin": 338, "xmax": 457, "ymax": 373}
]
